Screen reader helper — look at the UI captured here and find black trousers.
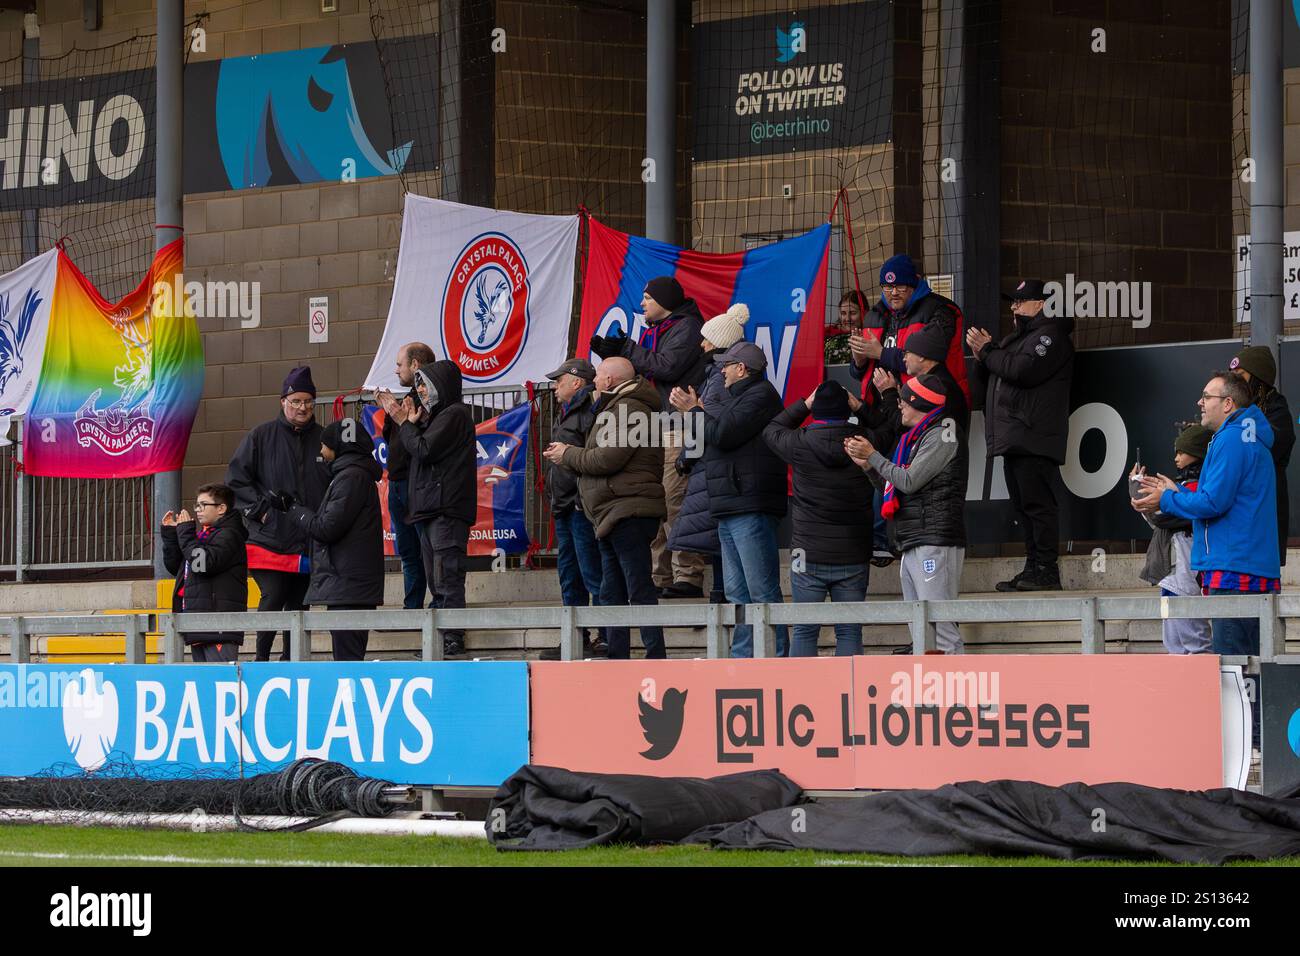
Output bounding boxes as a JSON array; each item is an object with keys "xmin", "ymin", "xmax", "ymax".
[
  {"xmin": 328, "ymin": 604, "xmax": 374, "ymax": 661},
  {"xmin": 190, "ymin": 641, "xmax": 240, "ymax": 663},
  {"xmin": 1003, "ymin": 454, "xmax": 1061, "ymax": 565},
  {"xmin": 598, "ymin": 516, "xmax": 666, "ymax": 660},
  {"xmin": 417, "ymin": 516, "xmax": 470, "ymax": 642},
  {"xmin": 251, "ymin": 569, "xmax": 311, "ymax": 661}
]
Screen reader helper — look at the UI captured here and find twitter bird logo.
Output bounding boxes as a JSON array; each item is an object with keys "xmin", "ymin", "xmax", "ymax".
[
  {"xmin": 638, "ymin": 687, "xmax": 687, "ymax": 760},
  {"xmin": 776, "ymin": 21, "xmax": 805, "ymax": 63}
]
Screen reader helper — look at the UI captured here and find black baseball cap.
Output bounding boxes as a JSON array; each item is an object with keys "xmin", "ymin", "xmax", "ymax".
[
  {"xmin": 545, "ymin": 358, "xmax": 596, "ymax": 382},
  {"xmin": 1002, "ymin": 278, "xmax": 1047, "ymax": 302}
]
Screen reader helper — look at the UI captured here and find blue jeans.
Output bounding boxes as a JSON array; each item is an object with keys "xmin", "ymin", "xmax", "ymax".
[
  {"xmin": 718, "ymin": 512, "xmax": 789, "ymax": 658},
  {"xmin": 872, "ymin": 488, "xmax": 889, "ymax": 552},
  {"xmin": 597, "ymin": 516, "xmax": 666, "ymax": 659},
  {"xmin": 556, "ymin": 507, "xmax": 605, "ymax": 641},
  {"xmin": 1209, "ymin": 587, "xmax": 1262, "ymax": 746},
  {"xmin": 388, "ymin": 478, "xmax": 429, "ymax": 609},
  {"xmin": 790, "ymin": 562, "xmax": 869, "ymax": 657}
]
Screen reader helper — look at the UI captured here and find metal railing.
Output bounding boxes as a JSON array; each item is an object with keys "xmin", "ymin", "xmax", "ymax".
[
  {"xmin": 0, "ymin": 424, "xmax": 154, "ymax": 579},
  {"xmin": 4, "ymin": 593, "xmax": 1293, "ymax": 666},
  {"xmin": 322, "ymin": 383, "xmax": 559, "ymax": 557}
]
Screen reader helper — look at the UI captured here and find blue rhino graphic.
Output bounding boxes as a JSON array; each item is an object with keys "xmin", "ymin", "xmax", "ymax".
[{"xmin": 216, "ymin": 44, "xmax": 413, "ymax": 189}]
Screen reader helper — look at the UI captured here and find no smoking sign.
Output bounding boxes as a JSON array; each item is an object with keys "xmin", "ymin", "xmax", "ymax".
[{"xmin": 308, "ymin": 295, "xmax": 329, "ymax": 343}]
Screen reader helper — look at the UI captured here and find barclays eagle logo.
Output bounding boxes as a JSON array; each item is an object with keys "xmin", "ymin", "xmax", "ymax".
[
  {"xmin": 472, "ymin": 272, "xmax": 512, "ymax": 347},
  {"xmin": 0, "ymin": 287, "xmax": 43, "ymax": 395}
]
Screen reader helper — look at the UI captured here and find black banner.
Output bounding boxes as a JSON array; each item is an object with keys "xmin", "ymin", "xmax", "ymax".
[
  {"xmin": 1261, "ymin": 662, "xmax": 1300, "ymax": 797},
  {"xmin": 692, "ymin": 2, "xmax": 892, "ymax": 162}
]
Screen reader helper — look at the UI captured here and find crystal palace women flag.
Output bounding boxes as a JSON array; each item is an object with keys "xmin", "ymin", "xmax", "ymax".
[
  {"xmin": 365, "ymin": 195, "xmax": 579, "ymax": 390},
  {"xmin": 577, "ymin": 216, "xmax": 831, "ymax": 403}
]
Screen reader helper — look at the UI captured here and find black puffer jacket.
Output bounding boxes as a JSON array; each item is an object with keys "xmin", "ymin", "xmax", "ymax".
[
  {"xmin": 290, "ymin": 450, "xmax": 385, "ymax": 607},
  {"xmin": 764, "ymin": 401, "xmax": 873, "ymax": 565},
  {"xmin": 163, "ymin": 510, "xmax": 249, "ymax": 646},
  {"xmin": 619, "ymin": 299, "xmax": 707, "ymax": 411},
  {"xmin": 546, "ymin": 384, "xmax": 599, "ymax": 515},
  {"xmin": 874, "ymin": 415, "xmax": 969, "ymax": 551},
  {"xmin": 401, "ymin": 360, "xmax": 477, "ymax": 525},
  {"xmin": 1256, "ymin": 388, "xmax": 1295, "ymax": 566},
  {"xmin": 704, "ymin": 372, "xmax": 787, "ymax": 519},
  {"xmin": 667, "ymin": 361, "xmax": 726, "ymax": 555},
  {"xmin": 971, "ymin": 312, "xmax": 1075, "ymax": 464},
  {"xmin": 226, "ymin": 413, "xmax": 331, "ymax": 556}
]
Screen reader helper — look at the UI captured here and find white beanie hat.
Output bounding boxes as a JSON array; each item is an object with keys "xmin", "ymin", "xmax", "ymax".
[{"xmin": 700, "ymin": 303, "xmax": 749, "ymax": 349}]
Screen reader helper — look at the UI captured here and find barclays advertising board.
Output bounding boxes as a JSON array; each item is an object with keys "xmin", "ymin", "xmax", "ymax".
[{"xmin": 0, "ymin": 662, "xmax": 527, "ymax": 786}]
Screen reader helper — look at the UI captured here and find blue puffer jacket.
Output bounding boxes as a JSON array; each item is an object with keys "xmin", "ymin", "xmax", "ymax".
[
  {"xmin": 1159, "ymin": 405, "xmax": 1280, "ymax": 580},
  {"xmin": 667, "ymin": 361, "xmax": 726, "ymax": 556}
]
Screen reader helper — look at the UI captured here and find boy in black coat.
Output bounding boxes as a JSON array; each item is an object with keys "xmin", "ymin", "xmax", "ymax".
[
  {"xmin": 161, "ymin": 483, "xmax": 249, "ymax": 662},
  {"xmin": 281, "ymin": 420, "xmax": 385, "ymax": 661}
]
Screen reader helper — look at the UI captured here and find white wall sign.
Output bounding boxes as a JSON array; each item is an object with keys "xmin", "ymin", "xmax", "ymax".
[
  {"xmin": 308, "ymin": 296, "xmax": 329, "ymax": 344},
  {"xmin": 1234, "ymin": 232, "xmax": 1300, "ymax": 324}
]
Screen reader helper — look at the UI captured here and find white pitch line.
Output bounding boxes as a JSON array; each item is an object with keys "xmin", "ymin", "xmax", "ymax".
[{"xmin": 0, "ymin": 849, "xmax": 399, "ymax": 868}]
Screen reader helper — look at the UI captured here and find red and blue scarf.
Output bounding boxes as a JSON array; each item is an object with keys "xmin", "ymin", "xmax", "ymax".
[
  {"xmin": 880, "ymin": 408, "xmax": 943, "ymax": 519},
  {"xmin": 637, "ymin": 316, "xmax": 680, "ymax": 381}
]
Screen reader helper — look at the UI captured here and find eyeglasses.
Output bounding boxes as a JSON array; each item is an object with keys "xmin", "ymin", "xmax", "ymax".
[
  {"xmin": 881, "ymin": 284, "xmax": 910, "ymax": 293},
  {"xmin": 195, "ymin": 501, "xmax": 218, "ymax": 510},
  {"xmin": 284, "ymin": 399, "xmax": 313, "ymax": 409},
  {"xmin": 1200, "ymin": 393, "xmax": 1229, "ymax": 403}
]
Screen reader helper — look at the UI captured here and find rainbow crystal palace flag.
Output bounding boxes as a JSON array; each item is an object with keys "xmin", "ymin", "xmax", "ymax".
[{"xmin": 22, "ymin": 239, "xmax": 203, "ymax": 478}]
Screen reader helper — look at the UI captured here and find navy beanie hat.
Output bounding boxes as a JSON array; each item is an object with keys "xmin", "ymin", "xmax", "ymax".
[
  {"xmin": 810, "ymin": 382, "xmax": 851, "ymax": 420},
  {"xmin": 282, "ymin": 365, "xmax": 317, "ymax": 399},
  {"xmin": 879, "ymin": 254, "xmax": 920, "ymax": 288}
]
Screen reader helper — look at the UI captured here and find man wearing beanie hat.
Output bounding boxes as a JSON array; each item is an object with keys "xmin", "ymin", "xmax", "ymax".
[
  {"xmin": 875, "ymin": 321, "xmax": 970, "ymax": 432},
  {"xmin": 764, "ymin": 382, "xmax": 876, "ymax": 656},
  {"xmin": 591, "ymin": 276, "xmax": 708, "ymax": 596},
  {"xmin": 227, "ymin": 364, "xmax": 331, "ymax": 661},
  {"xmin": 1230, "ymin": 344, "xmax": 1295, "ymax": 566},
  {"xmin": 847, "ymin": 372, "xmax": 969, "ymax": 653},
  {"xmin": 1136, "ymin": 424, "xmax": 1213, "ymax": 654},
  {"xmin": 275, "ymin": 420, "xmax": 384, "ymax": 661},
  {"xmin": 968, "ymin": 278, "xmax": 1076, "ymax": 592},
  {"xmin": 847, "ymin": 253, "xmax": 969, "ymax": 408}
]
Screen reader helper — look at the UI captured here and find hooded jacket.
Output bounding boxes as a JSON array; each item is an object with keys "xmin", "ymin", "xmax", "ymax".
[
  {"xmin": 971, "ymin": 311, "xmax": 1076, "ymax": 464},
  {"xmin": 1141, "ymin": 460, "xmax": 1201, "ymax": 587},
  {"xmin": 1159, "ymin": 405, "xmax": 1280, "ymax": 580},
  {"xmin": 289, "ymin": 424, "xmax": 386, "ymax": 608},
  {"xmin": 618, "ymin": 299, "xmax": 707, "ymax": 411},
  {"xmin": 849, "ymin": 281, "xmax": 970, "ymax": 402},
  {"xmin": 226, "ymin": 412, "xmax": 330, "ymax": 558},
  {"xmin": 162, "ymin": 509, "xmax": 249, "ymax": 646},
  {"xmin": 560, "ymin": 375, "xmax": 667, "ymax": 539},
  {"xmin": 763, "ymin": 400, "xmax": 873, "ymax": 565},
  {"xmin": 703, "ymin": 371, "xmax": 787, "ymax": 519},
  {"xmin": 546, "ymin": 383, "xmax": 599, "ymax": 515},
  {"xmin": 401, "ymin": 360, "xmax": 477, "ymax": 526},
  {"xmin": 1254, "ymin": 387, "xmax": 1295, "ymax": 566}
]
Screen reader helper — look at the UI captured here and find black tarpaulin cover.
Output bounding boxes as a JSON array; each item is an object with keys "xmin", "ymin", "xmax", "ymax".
[
  {"xmin": 486, "ymin": 764, "xmax": 803, "ymax": 850},
  {"xmin": 688, "ymin": 779, "xmax": 1300, "ymax": 863}
]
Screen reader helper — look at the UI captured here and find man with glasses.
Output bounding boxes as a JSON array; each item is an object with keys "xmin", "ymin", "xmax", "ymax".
[
  {"xmin": 227, "ymin": 365, "xmax": 331, "ymax": 661},
  {"xmin": 967, "ymin": 279, "xmax": 1075, "ymax": 592},
  {"xmin": 1133, "ymin": 371, "xmax": 1280, "ymax": 657}
]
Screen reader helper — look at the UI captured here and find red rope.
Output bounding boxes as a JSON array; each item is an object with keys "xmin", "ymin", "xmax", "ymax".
[
  {"xmin": 835, "ymin": 187, "xmax": 865, "ymax": 309},
  {"xmin": 332, "ymin": 387, "xmax": 364, "ymax": 422}
]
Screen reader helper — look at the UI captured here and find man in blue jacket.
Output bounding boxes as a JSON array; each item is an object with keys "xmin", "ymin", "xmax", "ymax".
[{"xmin": 1133, "ymin": 370, "xmax": 1279, "ymax": 656}]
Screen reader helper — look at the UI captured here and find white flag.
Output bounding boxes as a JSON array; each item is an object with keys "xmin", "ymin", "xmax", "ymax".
[
  {"xmin": 0, "ymin": 248, "xmax": 57, "ymax": 420},
  {"xmin": 365, "ymin": 195, "xmax": 579, "ymax": 391}
]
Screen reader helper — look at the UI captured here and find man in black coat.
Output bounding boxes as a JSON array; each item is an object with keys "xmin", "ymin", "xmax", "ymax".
[
  {"xmin": 873, "ymin": 322, "xmax": 969, "ymax": 432},
  {"xmin": 967, "ymin": 279, "xmax": 1075, "ymax": 592},
  {"xmin": 226, "ymin": 365, "xmax": 331, "ymax": 660},
  {"xmin": 281, "ymin": 420, "xmax": 385, "ymax": 661},
  {"xmin": 161, "ymin": 483, "xmax": 248, "ymax": 662},
  {"xmin": 1230, "ymin": 345, "xmax": 1295, "ymax": 567},
  {"xmin": 764, "ymin": 382, "xmax": 873, "ymax": 657},
  {"xmin": 591, "ymin": 276, "xmax": 708, "ymax": 598},
  {"xmin": 388, "ymin": 359, "xmax": 477, "ymax": 657},
  {"xmin": 376, "ymin": 342, "xmax": 436, "ymax": 608},
  {"xmin": 704, "ymin": 341, "xmax": 788, "ymax": 657},
  {"xmin": 544, "ymin": 357, "xmax": 607, "ymax": 657}
]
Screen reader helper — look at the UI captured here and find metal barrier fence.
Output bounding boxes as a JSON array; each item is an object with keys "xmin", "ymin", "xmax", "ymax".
[
  {"xmin": 0, "ymin": 425, "xmax": 154, "ymax": 580},
  {"xmin": 4, "ymin": 593, "xmax": 1294, "ymax": 666},
  {"xmin": 321, "ymin": 383, "xmax": 559, "ymax": 558}
]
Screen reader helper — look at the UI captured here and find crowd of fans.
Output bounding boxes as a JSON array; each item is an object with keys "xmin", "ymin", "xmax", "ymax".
[{"xmin": 159, "ymin": 253, "xmax": 1293, "ymax": 663}]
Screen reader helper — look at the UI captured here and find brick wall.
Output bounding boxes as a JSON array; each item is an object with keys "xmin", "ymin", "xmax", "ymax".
[{"xmin": 1000, "ymin": 0, "xmax": 1232, "ymax": 347}]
